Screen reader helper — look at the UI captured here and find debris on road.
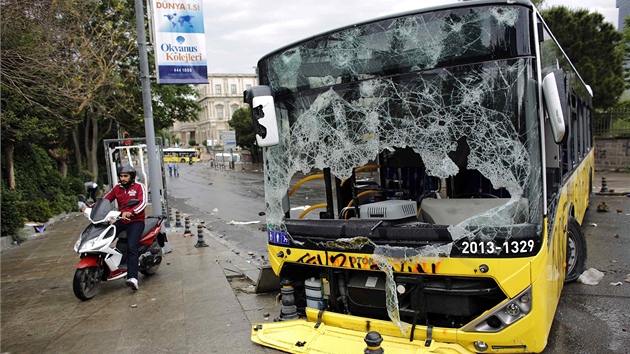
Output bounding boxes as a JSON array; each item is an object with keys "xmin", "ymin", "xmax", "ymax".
[{"xmin": 577, "ymin": 268, "xmax": 605, "ymax": 285}]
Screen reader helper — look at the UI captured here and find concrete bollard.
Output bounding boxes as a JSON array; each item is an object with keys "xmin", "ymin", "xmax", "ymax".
[
  {"xmin": 182, "ymin": 216, "xmax": 194, "ymax": 237},
  {"xmin": 279, "ymin": 279, "xmax": 299, "ymax": 320},
  {"xmin": 600, "ymin": 176, "xmax": 609, "ymax": 193},
  {"xmin": 175, "ymin": 210, "xmax": 182, "ymax": 227},
  {"xmin": 364, "ymin": 332, "xmax": 384, "ymax": 354},
  {"xmin": 194, "ymin": 224, "xmax": 209, "ymax": 248}
]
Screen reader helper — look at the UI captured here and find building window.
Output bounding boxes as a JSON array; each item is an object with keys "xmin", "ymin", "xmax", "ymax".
[
  {"xmin": 215, "ymin": 84, "xmax": 221, "ymax": 94},
  {"xmin": 231, "ymin": 84, "xmax": 237, "ymax": 94},
  {"xmin": 217, "ymin": 106, "xmax": 224, "ymax": 119}
]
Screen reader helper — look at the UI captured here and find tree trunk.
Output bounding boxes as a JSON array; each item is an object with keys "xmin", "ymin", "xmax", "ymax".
[
  {"xmin": 72, "ymin": 128, "xmax": 83, "ymax": 173},
  {"xmin": 3, "ymin": 144, "xmax": 16, "ymax": 190},
  {"xmin": 84, "ymin": 111, "xmax": 100, "ymax": 182},
  {"xmin": 46, "ymin": 149, "xmax": 68, "ymax": 177},
  {"xmin": 79, "ymin": 108, "xmax": 114, "ymax": 185}
]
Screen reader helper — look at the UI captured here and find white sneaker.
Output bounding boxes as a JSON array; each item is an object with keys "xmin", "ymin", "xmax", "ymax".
[{"xmin": 125, "ymin": 278, "xmax": 139, "ymax": 291}]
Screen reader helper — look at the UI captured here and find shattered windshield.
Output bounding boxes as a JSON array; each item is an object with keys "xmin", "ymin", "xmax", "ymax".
[
  {"xmin": 259, "ymin": 4, "xmax": 540, "ymax": 229},
  {"xmin": 257, "ymin": 4, "xmax": 543, "ymax": 333}
]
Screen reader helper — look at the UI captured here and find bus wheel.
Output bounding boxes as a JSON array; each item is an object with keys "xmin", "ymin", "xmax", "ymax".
[{"xmin": 565, "ymin": 217, "xmax": 587, "ymax": 283}]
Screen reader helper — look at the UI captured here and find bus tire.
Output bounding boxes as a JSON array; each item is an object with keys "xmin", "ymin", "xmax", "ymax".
[{"xmin": 565, "ymin": 217, "xmax": 587, "ymax": 283}]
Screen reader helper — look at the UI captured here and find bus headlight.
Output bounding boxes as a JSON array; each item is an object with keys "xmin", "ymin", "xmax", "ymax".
[
  {"xmin": 505, "ymin": 303, "xmax": 521, "ymax": 316},
  {"xmin": 463, "ymin": 286, "xmax": 532, "ymax": 332}
]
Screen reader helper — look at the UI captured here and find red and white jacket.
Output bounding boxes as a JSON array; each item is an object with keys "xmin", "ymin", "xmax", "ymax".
[{"xmin": 103, "ymin": 181, "xmax": 147, "ymax": 224}]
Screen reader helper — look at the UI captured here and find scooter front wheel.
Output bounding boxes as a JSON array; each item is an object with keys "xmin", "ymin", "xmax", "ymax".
[{"xmin": 73, "ymin": 266, "xmax": 99, "ymax": 300}]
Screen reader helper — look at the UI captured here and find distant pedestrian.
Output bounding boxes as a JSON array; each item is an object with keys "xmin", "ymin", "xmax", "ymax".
[
  {"xmin": 167, "ymin": 162, "xmax": 173, "ymax": 177},
  {"xmin": 173, "ymin": 162, "xmax": 179, "ymax": 177},
  {"xmin": 84, "ymin": 181, "xmax": 98, "ymax": 202}
]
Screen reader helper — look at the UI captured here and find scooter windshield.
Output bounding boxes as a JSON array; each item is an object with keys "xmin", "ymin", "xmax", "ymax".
[{"xmin": 89, "ymin": 199, "xmax": 114, "ymax": 222}]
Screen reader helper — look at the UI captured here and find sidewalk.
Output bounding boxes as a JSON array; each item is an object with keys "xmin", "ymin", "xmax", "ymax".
[{"xmin": 0, "ymin": 212, "xmax": 280, "ymax": 353}]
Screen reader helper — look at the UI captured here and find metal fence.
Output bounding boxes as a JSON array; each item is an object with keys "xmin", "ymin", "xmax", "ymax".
[{"xmin": 594, "ymin": 107, "xmax": 630, "ymax": 137}]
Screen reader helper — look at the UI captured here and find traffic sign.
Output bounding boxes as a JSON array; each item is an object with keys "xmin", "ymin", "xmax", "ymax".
[{"xmin": 221, "ymin": 131, "xmax": 236, "ymax": 140}]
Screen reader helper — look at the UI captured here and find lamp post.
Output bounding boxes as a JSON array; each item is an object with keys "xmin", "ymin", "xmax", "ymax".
[{"xmin": 133, "ymin": 0, "xmax": 162, "ymax": 216}]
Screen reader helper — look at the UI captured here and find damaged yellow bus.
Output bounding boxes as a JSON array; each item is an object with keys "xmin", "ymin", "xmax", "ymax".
[{"xmin": 245, "ymin": 0, "xmax": 593, "ymax": 352}]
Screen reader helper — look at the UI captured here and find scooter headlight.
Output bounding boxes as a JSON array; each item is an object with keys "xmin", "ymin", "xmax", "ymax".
[{"xmin": 74, "ymin": 236, "xmax": 82, "ymax": 252}]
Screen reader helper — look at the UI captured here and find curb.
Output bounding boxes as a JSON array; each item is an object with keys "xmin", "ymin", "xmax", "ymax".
[
  {"xmin": 595, "ymin": 191, "xmax": 630, "ymax": 196},
  {"xmin": 0, "ymin": 212, "xmax": 71, "ymax": 253},
  {"xmin": 164, "ymin": 223, "xmax": 264, "ymax": 285}
]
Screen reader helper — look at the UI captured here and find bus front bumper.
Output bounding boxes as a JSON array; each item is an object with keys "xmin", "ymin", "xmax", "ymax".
[{"xmin": 251, "ymin": 308, "xmax": 473, "ymax": 354}]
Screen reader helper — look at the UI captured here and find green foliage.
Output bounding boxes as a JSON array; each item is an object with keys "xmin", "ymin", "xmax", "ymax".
[
  {"xmin": 21, "ymin": 199, "xmax": 55, "ymax": 223},
  {"xmin": 541, "ymin": 6, "xmax": 625, "ymax": 109},
  {"xmin": 229, "ymin": 107, "xmax": 256, "ymax": 147},
  {"xmin": 229, "ymin": 106, "xmax": 261, "ymax": 163},
  {"xmin": 1, "ymin": 183, "xmax": 24, "ymax": 236},
  {"xmin": 12, "ymin": 145, "xmax": 82, "ymax": 223},
  {"xmin": 623, "ymin": 16, "xmax": 630, "ymax": 91},
  {"xmin": 151, "ymin": 84, "xmax": 201, "ymax": 132},
  {"xmin": 188, "ymin": 139, "xmax": 198, "ymax": 147}
]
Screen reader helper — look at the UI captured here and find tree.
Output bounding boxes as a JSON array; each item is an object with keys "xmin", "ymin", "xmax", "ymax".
[
  {"xmin": 0, "ymin": 0, "xmax": 201, "ymax": 234},
  {"xmin": 228, "ymin": 107, "xmax": 261, "ymax": 163},
  {"xmin": 622, "ymin": 15, "xmax": 630, "ymax": 91},
  {"xmin": 541, "ymin": 6, "xmax": 625, "ymax": 109},
  {"xmin": 1, "ymin": 0, "xmax": 139, "ymax": 183},
  {"xmin": 1, "ymin": 0, "xmax": 77, "ymax": 188},
  {"xmin": 531, "ymin": 0, "xmax": 544, "ymax": 8}
]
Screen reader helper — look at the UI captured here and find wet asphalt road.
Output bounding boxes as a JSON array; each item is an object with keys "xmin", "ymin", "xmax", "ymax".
[
  {"xmin": 166, "ymin": 162, "xmax": 630, "ymax": 353},
  {"xmin": 165, "ymin": 163, "xmax": 327, "ymax": 264},
  {"xmin": 544, "ymin": 194, "xmax": 630, "ymax": 353}
]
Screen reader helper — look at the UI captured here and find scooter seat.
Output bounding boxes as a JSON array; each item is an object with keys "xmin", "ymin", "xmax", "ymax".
[
  {"xmin": 117, "ymin": 218, "xmax": 160, "ymax": 240},
  {"xmin": 143, "ymin": 218, "xmax": 159, "ymax": 234}
]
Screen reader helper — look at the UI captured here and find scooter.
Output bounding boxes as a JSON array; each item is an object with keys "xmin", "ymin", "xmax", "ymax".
[{"xmin": 73, "ymin": 196, "xmax": 165, "ymax": 300}]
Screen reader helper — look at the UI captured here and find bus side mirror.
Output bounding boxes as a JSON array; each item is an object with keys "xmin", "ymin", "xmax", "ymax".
[
  {"xmin": 244, "ymin": 86, "xmax": 279, "ymax": 147},
  {"xmin": 542, "ymin": 72, "xmax": 566, "ymax": 143}
]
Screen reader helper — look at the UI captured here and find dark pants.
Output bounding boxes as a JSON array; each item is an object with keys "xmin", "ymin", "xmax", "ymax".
[
  {"xmin": 114, "ymin": 220, "xmax": 145, "ymax": 280},
  {"xmin": 87, "ymin": 187, "xmax": 97, "ymax": 202}
]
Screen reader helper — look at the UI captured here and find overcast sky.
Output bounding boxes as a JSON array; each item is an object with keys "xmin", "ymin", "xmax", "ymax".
[{"xmin": 202, "ymin": 0, "xmax": 619, "ymax": 74}]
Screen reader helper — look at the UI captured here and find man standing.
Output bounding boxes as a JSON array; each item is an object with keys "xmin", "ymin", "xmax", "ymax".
[
  {"xmin": 173, "ymin": 161, "xmax": 179, "ymax": 177},
  {"xmin": 84, "ymin": 180, "xmax": 98, "ymax": 202},
  {"xmin": 103, "ymin": 165, "xmax": 146, "ymax": 291}
]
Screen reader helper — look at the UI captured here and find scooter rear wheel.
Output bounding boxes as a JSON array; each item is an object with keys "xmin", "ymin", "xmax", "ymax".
[
  {"xmin": 140, "ymin": 248, "xmax": 163, "ymax": 276},
  {"xmin": 73, "ymin": 266, "xmax": 99, "ymax": 300}
]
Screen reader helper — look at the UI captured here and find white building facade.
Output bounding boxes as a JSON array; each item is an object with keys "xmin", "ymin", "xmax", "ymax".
[{"xmin": 169, "ymin": 73, "xmax": 258, "ymax": 148}]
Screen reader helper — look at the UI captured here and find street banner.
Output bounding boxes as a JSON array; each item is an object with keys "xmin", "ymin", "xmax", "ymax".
[{"xmin": 151, "ymin": 0, "xmax": 208, "ymax": 84}]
